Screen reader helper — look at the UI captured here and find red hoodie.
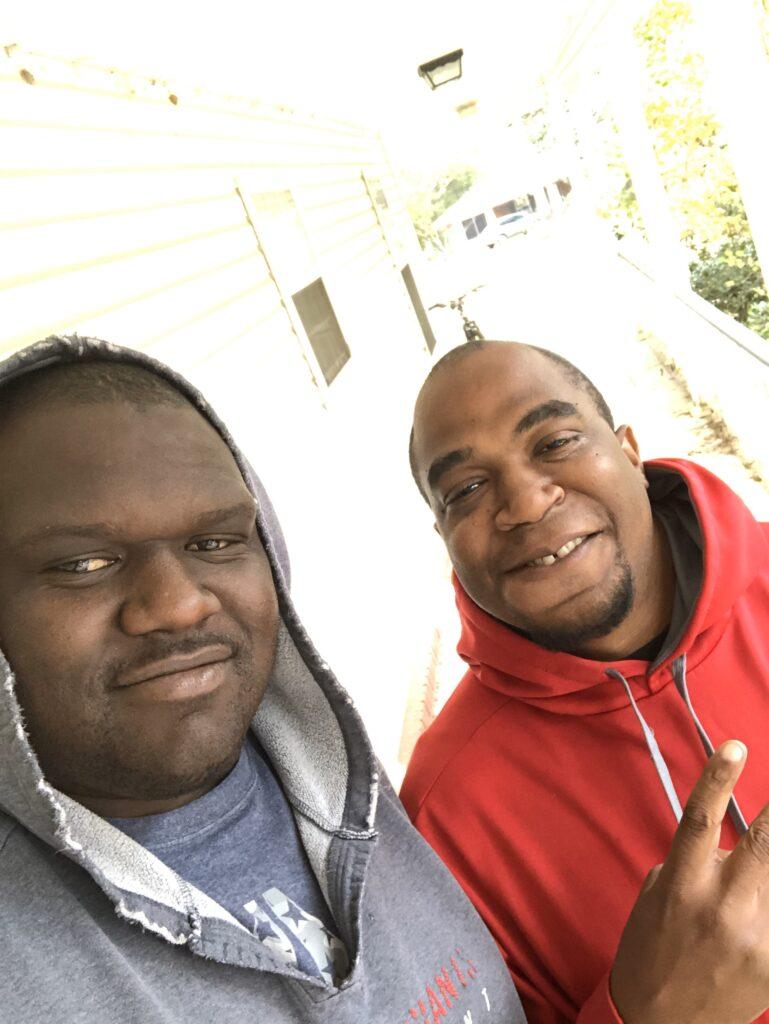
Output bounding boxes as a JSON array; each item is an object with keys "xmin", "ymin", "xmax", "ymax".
[{"xmin": 401, "ymin": 459, "xmax": 769, "ymax": 1024}]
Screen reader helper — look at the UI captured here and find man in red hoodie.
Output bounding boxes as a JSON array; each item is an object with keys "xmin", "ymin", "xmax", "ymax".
[{"xmin": 402, "ymin": 339, "xmax": 769, "ymax": 1024}]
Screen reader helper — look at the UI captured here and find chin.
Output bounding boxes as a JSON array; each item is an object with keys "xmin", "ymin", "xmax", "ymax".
[
  {"xmin": 160, "ymin": 717, "xmax": 249, "ymax": 789},
  {"xmin": 134, "ymin": 680, "xmax": 261, "ymax": 795},
  {"xmin": 166, "ymin": 751, "xmax": 240, "ymax": 798},
  {"xmin": 104, "ymin": 709, "xmax": 251, "ymax": 803},
  {"xmin": 518, "ymin": 565, "xmax": 635, "ymax": 655},
  {"xmin": 112, "ymin": 743, "xmax": 243, "ymax": 803}
]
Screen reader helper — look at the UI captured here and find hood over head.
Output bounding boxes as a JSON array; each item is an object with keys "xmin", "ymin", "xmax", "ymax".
[{"xmin": 0, "ymin": 335, "xmax": 379, "ymax": 982}]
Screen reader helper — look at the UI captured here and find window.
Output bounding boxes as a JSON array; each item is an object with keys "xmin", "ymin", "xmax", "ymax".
[
  {"xmin": 291, "ymin": 278, "xmax": 350, "ymax": 385},
  {"xmin": 366, "ymin": 175, "xmax": 390, "ymax": 210},
  {"xmin": 462, "ymin": 213, "xmax": 488, "ymax": 240},
  {"xmin": 401, "ymin": 264, "xmax": 437, "ymax": 354},
  {"xmin": 248, "ymin": 189, "xmax": 316, "ymax": 288},
  {"xmin": 493, "ymin": 200, "xmax": 518, "ymax": 219},
  {"xmin": 493, "ymin": 197, "xmax": 536, "ymax": 219}
]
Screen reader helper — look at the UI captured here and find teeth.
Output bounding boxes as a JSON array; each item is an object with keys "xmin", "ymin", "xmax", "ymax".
[
  {"xmin": 556, "ymin": 535, "xmax": 586, "ymax": 558},
  {"xmin": 527, "ymin": 535, "xmax": 587, "ymax": 568},
  {"xmin": 536, "ymin": 554, "xmax": 557, "ymax": 566}
]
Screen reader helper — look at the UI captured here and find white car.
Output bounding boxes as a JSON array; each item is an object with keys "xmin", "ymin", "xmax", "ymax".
[{"xmin": 486, "ymin": 210, "xmax": 535, "ymax": 246}]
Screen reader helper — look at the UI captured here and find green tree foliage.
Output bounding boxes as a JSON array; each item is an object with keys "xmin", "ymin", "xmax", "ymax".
[
  {"xmin": 405, "ymin": 165, "xmax": 477, "ymax": 250},
  {"xmin": 635, "ymin": 0, "xmax": 769, "ymax": 338}
]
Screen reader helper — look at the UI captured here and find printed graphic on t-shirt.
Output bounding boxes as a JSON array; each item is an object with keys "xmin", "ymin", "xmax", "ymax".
[
  {"xmin": 400, "ymin": 948, "xmax": 495, "ymax": 1024},
  {"xmin": 243, "ymin": 886, "xmax": 348, "ymax": 984}
]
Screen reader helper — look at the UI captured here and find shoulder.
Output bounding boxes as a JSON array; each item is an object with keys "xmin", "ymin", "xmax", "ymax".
[{"xmin": 400, "ymin": 671, "xmax": 510, "ymax": 819}]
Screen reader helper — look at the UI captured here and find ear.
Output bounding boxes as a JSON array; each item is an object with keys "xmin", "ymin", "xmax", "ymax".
[{"xmin": 615, "ymin": 424, "xmax": 648, "ymax": 487}]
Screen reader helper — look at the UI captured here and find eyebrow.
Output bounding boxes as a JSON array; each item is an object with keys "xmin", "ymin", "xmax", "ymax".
[
  {"xmin": 426, "ymin": 447, "xmax": 473, "ymax": 493},
  {"xmin": 514, "ymin": 400, "xmax": 579, "ymax": 435},
  {"xmin": 16, "ymin": 500, "xmax": 258, "ymax": 549},
  {"xmin": 425, "ymin": 400, "xmax": 580, "ymax": 495}
]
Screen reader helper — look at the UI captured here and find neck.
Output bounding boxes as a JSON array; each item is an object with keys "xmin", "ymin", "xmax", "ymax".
[{"xmin": 573, "ymin": 518, "xmax": 675, "ymax": 661}]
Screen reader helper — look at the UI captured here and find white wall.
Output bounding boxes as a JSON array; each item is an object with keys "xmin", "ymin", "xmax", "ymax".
[{"xmin": 0, "ymin": 46, "xmax": 445, "ymax": 778}]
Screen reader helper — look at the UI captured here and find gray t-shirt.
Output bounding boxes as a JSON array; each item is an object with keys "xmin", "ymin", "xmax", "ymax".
[{"xmin": 109, "ymin": 736, "xmax": 348, "ymax": 984}]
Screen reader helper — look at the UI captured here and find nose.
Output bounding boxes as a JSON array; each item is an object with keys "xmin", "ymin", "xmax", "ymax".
[
  {"xmin": 119, "ymin": 550, "xmax": 222, "ymax": 635},
  {"xmin": 493, "ymin": 466, "xmax": 565, "ymax": 531}
]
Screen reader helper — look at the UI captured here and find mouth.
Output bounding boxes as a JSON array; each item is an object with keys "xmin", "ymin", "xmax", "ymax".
[
  {"xmin": 510, "ymin": 531, "xmax": 603, "ymax": 573},
  {"xmin": 116, "ymin": 645, "xmax": 235, "ymax": 697}
]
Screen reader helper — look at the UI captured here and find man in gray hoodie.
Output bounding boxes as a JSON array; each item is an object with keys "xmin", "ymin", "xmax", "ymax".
[
  {"xmin": 0, "ymin": 335, "xmax": 526, "ymax": 1024},
  {"xmin": 1, "ymin": 335, "xmax": 769, "ymax": 1024}
]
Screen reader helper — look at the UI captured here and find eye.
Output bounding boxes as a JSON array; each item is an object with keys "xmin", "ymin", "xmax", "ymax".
[
  {"xmin": 444, "ymin": 479, "xmax": 485, "ymax": 508},
  {"xmin": 188, "ymin": 538, "xmax": 237, "ymax": 552},
  {"xmin": 537, "ymin": 432, "xmax": 582, "ymax": 456},
  {"xmin": 56, "ymin": 556, "xmax": 116, "ymax": 574}
]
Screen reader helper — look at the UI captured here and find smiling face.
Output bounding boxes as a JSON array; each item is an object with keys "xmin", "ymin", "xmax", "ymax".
[
  {"xmin": 0, "ymin": 396, "xmax": 279, "ymax": 816},
  {"xmin": 412, "ymin": 344, "xmax": 673, "ymax": 657}
]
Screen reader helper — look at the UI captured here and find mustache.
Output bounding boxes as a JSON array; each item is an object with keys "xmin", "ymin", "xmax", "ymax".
[
  {"xmin": 102, "ymin": 633, "xmax": 242, "ymax": 689},
  {"xmin": 514, "ymin": 506, "xmax": 619, "ymax": 545}
]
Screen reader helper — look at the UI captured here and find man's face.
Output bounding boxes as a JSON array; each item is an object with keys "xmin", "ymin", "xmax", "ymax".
[
  {"xmin": 412, "ymin": 345, "xmax": 655, "ymax": 652},
  {"xmin": 0, "ymin": 398, "xmax": 279, "ymax": 807}
]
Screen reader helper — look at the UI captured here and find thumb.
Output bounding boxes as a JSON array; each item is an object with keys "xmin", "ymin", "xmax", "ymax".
[{"xmin": 641, "ymin": 864, "xmax": 662, "ymax": 894}]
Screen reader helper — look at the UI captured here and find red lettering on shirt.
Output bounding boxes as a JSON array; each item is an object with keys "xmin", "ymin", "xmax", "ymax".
[
  {"xmin": 426, "ymin": 984, "xmax": 447, "ymax": 1023},
  {"xmin": 451, "ymin": 955, "xmax": 468, "ymax": 988},
  {"xmin": 455, "ymin": 947, "xmax": 479, "ymax": 980},
  {"xmin": 435, "ymin": 967, "xmax": 458, "ymax": 1006},
  {"xmin": 401, "ymin": 947, "xmax": 483, "ymax": 1024}
]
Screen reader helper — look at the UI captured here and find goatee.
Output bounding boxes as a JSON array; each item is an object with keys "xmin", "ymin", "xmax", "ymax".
[{"xmin": 525, "ymin": 558, "xmax": 635, "ymax": 656}]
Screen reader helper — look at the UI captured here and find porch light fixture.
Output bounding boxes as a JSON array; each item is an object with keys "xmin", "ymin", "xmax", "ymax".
[{"xmin": 418, "ymin": 49, "xmax": 464, "ymax": 90}]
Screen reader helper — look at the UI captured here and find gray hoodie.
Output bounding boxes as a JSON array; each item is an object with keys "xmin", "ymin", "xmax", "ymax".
[{"xmin": 0, "ymin": 336, "xmax": 526, "ymax": 1024}]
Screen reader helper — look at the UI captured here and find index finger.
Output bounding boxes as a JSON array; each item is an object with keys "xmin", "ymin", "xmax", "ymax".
[{"xmin": 659, "ymin": 740, "xmax": 747, "ymax": 888}]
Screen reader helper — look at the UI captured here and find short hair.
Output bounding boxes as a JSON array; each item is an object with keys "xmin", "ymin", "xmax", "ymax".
[
  {"xmin": 0, "ymin": 359, "xmax": 190, "ymax": 431},
  {"xmin": 408, "ymin": 340, "xmax": 615, "ymax": 502}
]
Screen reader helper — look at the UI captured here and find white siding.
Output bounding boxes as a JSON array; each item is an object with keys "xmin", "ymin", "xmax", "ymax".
[{"xmin": 0, "ymin": 47, "xmax": 441, "ymax": 776}]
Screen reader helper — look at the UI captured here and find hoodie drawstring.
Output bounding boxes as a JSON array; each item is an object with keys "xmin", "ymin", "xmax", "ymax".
[
  {"xmin": 670, "ymin": 654, "xmax": 748, "ymax": 835},
  {"xmin": 606, "ymin": 654, "xmax": 748, "ymax": 836},
  {"xmin": 605, "ymin": 667, "xmax": 683, "ymax": 823}
]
